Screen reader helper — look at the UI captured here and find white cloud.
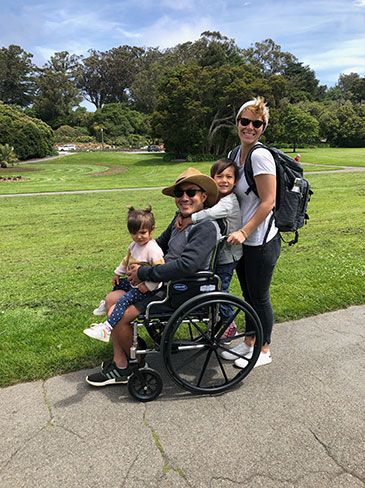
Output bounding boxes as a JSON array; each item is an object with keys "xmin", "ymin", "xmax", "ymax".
[
  {"xmin": 354, "ymin": 0, "xmax": 365, "ymax": 6},
  {"xmin": 140, "ymin": 15, "xmax": 213, "ymax": 48}
]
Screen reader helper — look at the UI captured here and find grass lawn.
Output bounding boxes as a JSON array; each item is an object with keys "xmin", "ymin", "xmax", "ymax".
[
  {"xmin": 1, "ymin": 151, "xmax": 364, "ymax": 387},
  {"xmin": 0, "ymin": 147, "xmax": 364, "ymax": 195}
]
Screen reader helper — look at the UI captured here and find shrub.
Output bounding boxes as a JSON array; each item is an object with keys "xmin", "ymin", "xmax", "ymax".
[
  {"xmin": 0, "ymin": 143, "xmax": 18, "ymax": 167},
  {"xmin": 0, "ymin": 104, "xmax": 54, "ymax": 160}
]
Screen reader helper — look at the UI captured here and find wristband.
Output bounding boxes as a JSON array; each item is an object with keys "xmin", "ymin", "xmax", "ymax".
[{"xmin": 239, "ymin": 228, "xmax": 248, "ymax": 239}]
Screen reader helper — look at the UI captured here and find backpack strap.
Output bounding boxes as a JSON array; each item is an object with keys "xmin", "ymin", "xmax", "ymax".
[
  {"xmin": 228, "ymin": 145, "xmax": 240, "ymax": 161},
  {"xmin": 244, "ymin": 143, "xmax": 271, "ymax": 197}
]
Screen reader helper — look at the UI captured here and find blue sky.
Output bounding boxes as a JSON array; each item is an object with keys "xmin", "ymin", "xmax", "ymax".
[{"xmin": 1, "ymin": 0, "xmax": 364, "ymax": 90}]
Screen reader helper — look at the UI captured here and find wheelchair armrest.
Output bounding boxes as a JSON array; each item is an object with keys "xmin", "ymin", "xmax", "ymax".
[{"xmin": 144, "ymin": 270, "xmax": 220, "ymax": 319}]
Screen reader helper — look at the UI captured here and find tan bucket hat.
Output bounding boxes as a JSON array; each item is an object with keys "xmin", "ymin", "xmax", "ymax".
[{"xmin": 162, "ymin": 167, "xmax": 219, "ymax": 207}]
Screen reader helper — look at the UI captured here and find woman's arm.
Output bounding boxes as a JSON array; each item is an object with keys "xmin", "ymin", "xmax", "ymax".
[{"xmin": 228, "ymin": 172, "xmax": 276, "ymax": 245}]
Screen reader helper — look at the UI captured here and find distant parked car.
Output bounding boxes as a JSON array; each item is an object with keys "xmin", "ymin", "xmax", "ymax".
[
  {"xmin": 58, "ymin": 144, "xmax": 76, "ymax": 152},
  {"xmin": 147, "ymin": 145, "xmax": 161, "ymax": 152}
]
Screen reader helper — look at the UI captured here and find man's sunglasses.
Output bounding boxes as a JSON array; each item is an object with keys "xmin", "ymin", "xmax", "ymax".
[
  {"xmin": 173, "ymin": 188, "xmax": 203, "ymax": 198},
  {"xmin": 238, "ymin": 117, "xmax": 264, "ymax": 129}
]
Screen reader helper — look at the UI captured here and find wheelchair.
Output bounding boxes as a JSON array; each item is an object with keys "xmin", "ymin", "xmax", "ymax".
[{"xmin": 125, "ymin": 239, "xmax": 263, "ymax": 402}]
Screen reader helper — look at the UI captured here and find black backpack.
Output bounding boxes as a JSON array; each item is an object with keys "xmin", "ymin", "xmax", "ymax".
[{"xmin": 229, "ymin": 144, "xmax": 313, "ymax": 245}]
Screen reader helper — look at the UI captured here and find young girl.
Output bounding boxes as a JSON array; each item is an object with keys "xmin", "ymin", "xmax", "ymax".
[
  {"xmin": 175, "ymin": 158, "xmax": 242, "ymax": 339},
  {"xmin": 83, "ymin": 205, "xmax": 164, "ymax": 342}
]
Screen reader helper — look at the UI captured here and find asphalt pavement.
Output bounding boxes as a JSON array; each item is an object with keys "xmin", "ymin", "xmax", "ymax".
[{"xmin": 0, "ymin": 305, "xmax": 364, "ymax": 488}]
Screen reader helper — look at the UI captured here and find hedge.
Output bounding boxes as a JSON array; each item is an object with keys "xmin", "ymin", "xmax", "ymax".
[{"xmin": 0, "ymin": 104, "xmax": 54, "ymax": 160}]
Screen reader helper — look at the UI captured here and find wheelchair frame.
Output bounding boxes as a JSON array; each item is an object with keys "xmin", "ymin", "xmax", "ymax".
[{"xmin": 125, "ymin": 238, "xmax": 263, "ymax": 402}]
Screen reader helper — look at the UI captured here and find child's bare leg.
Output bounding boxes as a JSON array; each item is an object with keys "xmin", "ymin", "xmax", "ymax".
[{"xmin": 105, "ymin": 290, "xmax": 125, "ymax": 314}]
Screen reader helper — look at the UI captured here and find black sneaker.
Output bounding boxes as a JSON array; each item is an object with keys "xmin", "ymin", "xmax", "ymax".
[{"xmin": 86, "ymin": 361, "xmax": 132, "ymax": 387}]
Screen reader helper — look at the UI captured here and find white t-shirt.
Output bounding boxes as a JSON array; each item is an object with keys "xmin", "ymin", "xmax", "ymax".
[{"xmin": 232, "ymin": 145, "xmax": 278, "ymax": 246}]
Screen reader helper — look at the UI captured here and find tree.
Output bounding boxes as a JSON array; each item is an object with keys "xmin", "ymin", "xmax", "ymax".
[
  {"xmin": 281, "ymin": 105, "xmax": 319, "ymax": 152},
  {"xmin": 332, "ymin": 101, "xmax": 365, "ymax": 147},
  {"xmin": 284, "ymin": 62, "xmax": 324, "ymax": 102},
  {"xmin": 89, "ymin": 103, "xmax": 150, "ymax": 146},
  {"xmin": 32, "ymin": 51, "xmax": 82, "ymax": 128},
  {"xmin": 328, "ymin": 73, "xmax": 365, "ymax": 103},
  {"xmin": 152, "ymin": 63, "xmax": 273, "ymax": 157},
  {"xmin": 77, "ymin": 46, "xmax": 144, "ymax": 109},
  {"xmin": 0, "ymin": 45, "xmax": 36, "ymax": 107},
  {"xmin": 242, "ymin": 39, "xmax": 296, "ymax": 76}
]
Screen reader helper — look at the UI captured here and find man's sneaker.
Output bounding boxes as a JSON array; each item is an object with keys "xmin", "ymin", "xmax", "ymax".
[
  {"xmin": 86, "ymin": 361, "xmax": 132, "ymax": 386},
  {"xmin": 221, "ymin": 321, "xmax": 237, "ymax": 342},
  {"xmin": 220, "ymin": 341, "xmax": 253, "ymax": 361},
  {"xmin": 93, "ymin": 300, "xmax": 106, "ymax": 316},
  {"xmin": 83, "ymin": 322, "xmax": 111, "ymax": 343}
]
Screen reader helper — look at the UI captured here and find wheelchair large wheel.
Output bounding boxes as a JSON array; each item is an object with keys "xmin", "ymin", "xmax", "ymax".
[
  {"xmin": 161, "ymin": 292, "xmax": 263, "ymax": 395},
  {"xmin": 128, "ymin": 369, "xmax": 163, "ymax": 402}
]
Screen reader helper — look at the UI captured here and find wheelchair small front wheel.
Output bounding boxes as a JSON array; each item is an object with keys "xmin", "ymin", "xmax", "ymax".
[{"xmin": 128, "ymin": 369, "xmax": 163, "ymax": 402}]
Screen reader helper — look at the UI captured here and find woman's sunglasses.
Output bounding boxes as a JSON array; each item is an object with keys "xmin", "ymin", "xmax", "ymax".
[
  {"xmin": 238, "ymin": 117, "xmax": 264, "ymax": 129},
  {"xmin": 173, "ymin": 188, "xmax": 203, "ymax": 198}
]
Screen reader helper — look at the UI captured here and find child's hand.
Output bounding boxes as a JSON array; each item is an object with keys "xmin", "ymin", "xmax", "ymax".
[
  {"xmin": 138, "ymin": 283, "xmax": 149, "ymax": 294},
  {"xmin": 175, "ymin": 213, "xmax": 184, "ymax": 230},
  {"xmin": 175, "ymin": 213, "xmax": 192, "ymax": 231},
  {"xmin": 112, "ymin": 274, "xmax": 120, "ymax": 287}
]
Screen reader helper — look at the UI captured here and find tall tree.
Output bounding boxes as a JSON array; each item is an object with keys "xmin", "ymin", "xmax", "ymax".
[
  {"xmin": 77, "ymin": 46, "xmax": 144, "ymax": 109},
  {"xmin": 242, "ymin": 39, "xmax": 296, "ymax": 76},
  {"xmin": 0, "ymin": 45, "xmax": 36, "ymax": 106},
  {"xmin": 284, "ymin": 62, "xmax": 324, "ymax": 102},
  {"xmin": 32, "ymin": 51, "xmax": 82, "ymax": 128},
  {"xmin": 152, "ymin": 63, "xmax": 272, "ymax": 156},
  {"xmin": 282, "ymin": 105, "xmax": 319, "ymax": 152}
]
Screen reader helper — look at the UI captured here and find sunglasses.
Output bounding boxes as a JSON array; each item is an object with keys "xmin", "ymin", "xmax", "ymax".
[
  {"xmin": 173, "ymin": 188, "xmax": 204, "ymax": 198},
  {"xmin": 238, "ymin": 117, "xmax": 264, "ymax": 129}
]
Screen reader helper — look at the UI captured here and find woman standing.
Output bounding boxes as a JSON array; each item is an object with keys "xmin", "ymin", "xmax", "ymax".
[{"xmin": 223, "ymin": 97, "xmax": 281, "ymax": 368}]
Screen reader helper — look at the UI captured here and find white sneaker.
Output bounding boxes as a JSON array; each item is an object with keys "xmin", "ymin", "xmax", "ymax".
[
  {"xmin": 234, "ymin": 351, "xmax": 272, "ymax": 369},
  {"xmin": 83, "ymin": 322, "xmax": 111, "ymax": 343},
  {"xmin": 220, "ymin": 342, "xmax": 253, "ymax": 361},
  {"xmin": 93, "ymin": 300, "xmax": 106, "ymax": 316}
]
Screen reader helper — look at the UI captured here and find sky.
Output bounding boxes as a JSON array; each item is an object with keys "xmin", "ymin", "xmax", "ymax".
[{"xmin": 1, "ymin": 0, "xmax": 364, "ymax": 100}]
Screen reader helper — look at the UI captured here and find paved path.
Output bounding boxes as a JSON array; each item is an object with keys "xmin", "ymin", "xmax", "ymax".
[{"xmin": 1, "ymin": 306, "xmax": 364, "ymax": 488}]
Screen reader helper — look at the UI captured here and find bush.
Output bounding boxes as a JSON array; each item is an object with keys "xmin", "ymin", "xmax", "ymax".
[{"xmin": 0, "ymin": 104, "xmax": 54, "ymax": 160}]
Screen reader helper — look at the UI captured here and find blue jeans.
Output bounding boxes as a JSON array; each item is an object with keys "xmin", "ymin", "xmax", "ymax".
[
  {"xmin": 216, "ymin": 261, "xmax": 238, "ymax": 323},
  {"xmin": 108, "ymin": 278, "xmax": 153, "ymax": 328}
]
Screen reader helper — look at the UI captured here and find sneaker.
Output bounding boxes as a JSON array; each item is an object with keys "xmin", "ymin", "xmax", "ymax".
[
  {"xmin": 220, "ymin": 342, "xmax": 253, "ymax": 361},
  {"xmin": 101, "ymin": 357, "xmax": 148, "ymax": 370},
  {"xmin": 234, "ymin": 351, "xmax": 272, "ymax": 369},
  {"xmin": 86, "ymin": 361, "xmax": 132, "ymax": 386},
  {"xmin": 93, "ymin": 300, "xmax": 106, "ymax": 316},
  {"xmin": 83, "ymin": 322, "xmax": 111, "ymax": 343},
  {"xmin": 221, "ymin": 321, "xmax": 237, "ymax": 342}
]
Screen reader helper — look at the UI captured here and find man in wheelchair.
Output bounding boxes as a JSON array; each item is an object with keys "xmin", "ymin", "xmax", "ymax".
[{"xmin": 86, "ymin": 167, "xmax": 222, "ymax": 387}]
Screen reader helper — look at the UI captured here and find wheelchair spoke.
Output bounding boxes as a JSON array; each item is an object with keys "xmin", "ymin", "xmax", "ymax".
[
  {"xmin": 214, "ymin": 350, "xmax": 229, "ymax": 384},
  {"xmin": 162, "ymin": 293, "xmax": 263, "ymax": 395},
  {"xmin": 197, "ymin": 348, "xmax": 213, "ymax": 387},
  {"xmin": 174, "ymin": 344, "xmax": 207, "ymax": 372}
]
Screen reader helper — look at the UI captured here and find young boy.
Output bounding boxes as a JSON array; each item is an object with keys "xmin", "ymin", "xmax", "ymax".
[
  {"xmin": 83, "ymin": 205, "xmax": 164, "ymax": 342},
  {"xmin": 176, "ymin": 158, "xmax": 242, "ymax": 339}
]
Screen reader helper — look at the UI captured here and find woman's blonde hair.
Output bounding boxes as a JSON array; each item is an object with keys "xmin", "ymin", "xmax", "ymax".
[{"xmin": 236, "ymin": 97, "xmax": 269, "ymax": 131}]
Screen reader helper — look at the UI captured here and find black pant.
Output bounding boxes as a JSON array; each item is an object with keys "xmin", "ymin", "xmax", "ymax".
[{"xmin": 236, "ymin": 233, "xmax": 281, "ymax": 345}]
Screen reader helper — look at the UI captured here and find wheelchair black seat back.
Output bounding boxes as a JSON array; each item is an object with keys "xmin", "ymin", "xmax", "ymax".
[{"xmin": 126, "ymin": 238, "xmax": 263, "ymax": 402}]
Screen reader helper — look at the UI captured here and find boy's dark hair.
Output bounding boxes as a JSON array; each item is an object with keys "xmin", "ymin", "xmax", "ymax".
[
  {"xmin": 210, "ymin": 158, "xmax": 239, "ymax": 182},
  {"xmin": 127, "ymin": 205, "xmax": 155, "ymax": 234}
]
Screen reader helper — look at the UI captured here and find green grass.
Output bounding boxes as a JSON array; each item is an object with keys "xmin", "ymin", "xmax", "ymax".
[
  {"xmin": 1, "ymin": 147, "xmax": 364, "ymax": 195},
  {"xmin": 281, "ymin": 147, "xmax": 365, "ymax": 166},
  {"xmin": 1, "ymin": 151, "xmax": 364, "ymax": 387}
]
